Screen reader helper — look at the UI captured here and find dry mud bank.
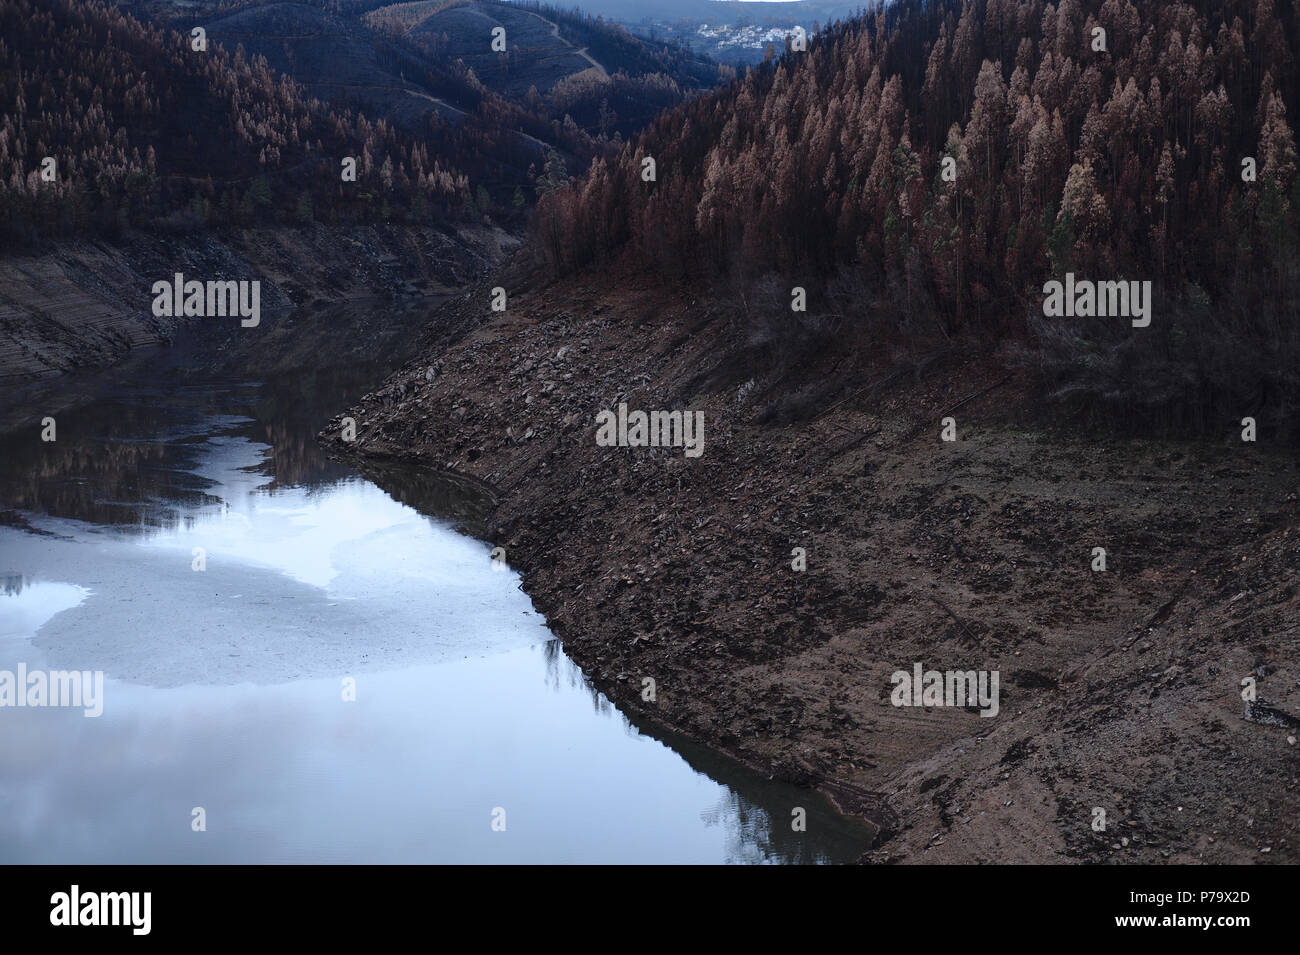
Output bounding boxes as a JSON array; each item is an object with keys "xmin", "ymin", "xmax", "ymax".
[
  {"xmin": 325, "ymin": 269, "xmax": 1300, "ymax": 864},
  {"xmin": 0, "ymin": 221, "xmax": 517, "ymax": 380}
]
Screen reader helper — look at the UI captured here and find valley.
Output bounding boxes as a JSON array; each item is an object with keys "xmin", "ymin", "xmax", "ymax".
[{"xmin": 3, "ymin": 0, "xmax": 1298, "ymax": 868}]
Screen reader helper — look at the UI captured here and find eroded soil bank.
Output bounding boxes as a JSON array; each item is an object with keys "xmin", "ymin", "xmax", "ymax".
[
  {"xmin": 0, "ymin": 221, "xmax": 517, "ymax": 380},
  {"xmin": 324, "ymin": 266, "xmax": 1300, "ymax": 864}
]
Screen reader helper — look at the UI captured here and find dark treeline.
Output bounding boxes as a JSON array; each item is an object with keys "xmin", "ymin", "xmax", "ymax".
[
  {"xmin": 0, "ymin": 0, "xmax": 476, "ymax": 244},
  {"xmin": 537, "ymin": 0, "xmax": 1300, "ymax": 438}
]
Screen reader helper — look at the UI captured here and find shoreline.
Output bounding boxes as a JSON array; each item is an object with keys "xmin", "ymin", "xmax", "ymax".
[{"xmin": 322, "ymin": 269, "xmax": 1300, "ymax": 864}]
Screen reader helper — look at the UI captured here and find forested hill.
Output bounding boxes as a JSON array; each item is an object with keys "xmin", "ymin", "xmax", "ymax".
[
  {"xmin": 0, "ymin": 0, "xmax": 473, "ymax": 244},
  {"xmin": 537, "ymin": 0, "xmax": 1300, "ymax": 436},
  {"xmin": 0, "ymin": 0, "xmax": 730, "ymax": 247},
  {"xmin": 359, "ymin": 0, "xmax": 728, "ymax": 138}
]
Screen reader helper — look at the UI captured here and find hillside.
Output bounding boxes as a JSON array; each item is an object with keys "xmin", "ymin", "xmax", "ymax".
[
  {"xmin": 1, "ymin": 0, "xmax": 731, "ymax": 241},
  {"xmin": 326, "ymin": 262, "xmax": 1300, "ymax": 864},
  {"xmin": 196, "ymin": 1, "xmax": 571, "ymax": 205},
  {"xmin": 539, "ymin": 0, "xmax": 1300, "ymax": 439},
  {"xmin": 206, "ymin": 2, "xmax": 467, "ymax": 129},
  {"xmin": 0, "ymin": 0, "xmax": 471, "ymax": 247},
  {"xmin": 408, "ymin": 1, "xmax": 599, "ymax": 97},
  {"xmin": 373, "ymin": 0, "xmax": 730, "ymax": 138},
  {"xmin": 0, "ymin": 220, "xmax": 515, "ymax": 379},
  {"xmin": 205, "ymin": 0, "xmax": 728, "ymax": 149},
  {"xmin": 0, "ymin": 0, "xmax": 733, "ymax": 379},
  {"xmin": 325, "ymin": 0, "xmax": 1300, "ymax": 863},
  {"xmin": 0, "ymin": 0, "xmax": 535, "ymax": 380}
]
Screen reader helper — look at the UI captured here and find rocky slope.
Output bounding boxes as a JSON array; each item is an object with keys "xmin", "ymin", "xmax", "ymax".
[
  {"xmin": 0, "ymin": 221, "xmax": 518, "ymax": 381},
  {"xmin": 323, "ymin": 265, "xmax": 1300, "ymax": 863}
]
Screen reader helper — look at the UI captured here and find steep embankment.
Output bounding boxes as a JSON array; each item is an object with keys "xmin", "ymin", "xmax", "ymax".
[
  {"xmin": 324, "ymin": 271, "xmax": 1300, "ymax": 863},
  {"xmin": 0, "ymin": 222, "xmax": 517, "ymax": 380}
]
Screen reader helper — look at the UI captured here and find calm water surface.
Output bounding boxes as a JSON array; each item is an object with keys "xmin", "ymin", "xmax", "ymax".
[{"xmin": 0, "ymin": 310, "xmax": 874, "ymax": 863}]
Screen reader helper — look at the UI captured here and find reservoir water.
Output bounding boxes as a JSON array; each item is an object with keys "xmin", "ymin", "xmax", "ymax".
[{"xmin": 0, "ymin": 307, "xmax": 874, "ymax": 863}]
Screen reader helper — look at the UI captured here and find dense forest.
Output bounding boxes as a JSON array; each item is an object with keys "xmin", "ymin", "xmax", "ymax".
[
  {"xmin": 0, "ymin": 0, "xmax": 724, "ymax": 248},
  {"xmin": 0, "ymin": 0, "xmax": 477, "ymax": 244},
  {"xmin": 538, "ymin": 0, "xmax": 1300, "ymax": 437}
]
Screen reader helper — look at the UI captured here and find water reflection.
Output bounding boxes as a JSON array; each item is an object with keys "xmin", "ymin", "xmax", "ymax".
[
  {"xmin": 0, "ymin": 576, "xmax": 91, "ymax": 641},
  {"xmin": 535, "ymin": 636, "xmax": 875, "ymax": 863},
  {"xmin": 0, "ymin": 318, "xmax": 876, "ymax": 863},
  {"xmin": 0, "ymin": 379, "xmax": 363, "ymax": 531},
  {"xmin": 357, "ymin": 458, "xmax": 498, "ymax": 536},
  {"xmin": 0, "ymin": 643, "xmax": 873, "ymax": 863}
]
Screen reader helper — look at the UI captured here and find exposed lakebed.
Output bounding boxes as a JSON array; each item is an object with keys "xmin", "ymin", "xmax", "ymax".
[{"xmin": 0, "ymin": 308, "xmax": 873, "ymax": 863}]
